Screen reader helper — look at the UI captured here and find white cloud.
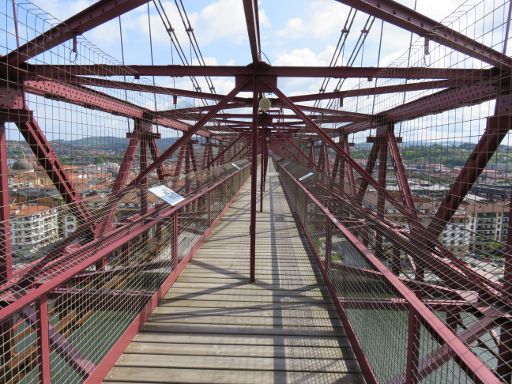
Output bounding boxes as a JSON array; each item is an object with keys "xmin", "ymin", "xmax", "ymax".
[
  {"xmin": 278, "ymin": 18, "xmax": 304, "ymax": 39},
  {"xmin": 274, "ymin": 45, "xmax": 335, "ymax": 66},
  {"xmin": 195, "ymin": 0, "xmax": 269, "ymax": 45},
  {"xmin": 278, "ymin": 0, "xmax": 347, "ymax": 40}
]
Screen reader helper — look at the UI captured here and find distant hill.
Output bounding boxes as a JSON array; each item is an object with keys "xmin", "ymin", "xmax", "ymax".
[{"xmin": 50, "ymin": 136, "xmax": 191, "ymax": 152}]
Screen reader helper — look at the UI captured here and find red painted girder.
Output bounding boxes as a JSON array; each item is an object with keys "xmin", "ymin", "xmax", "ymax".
[
  {"xmin": 288, "ymin": 79, "xmax": 455, "ymax": 102},
  {"xmin": 335, "ymin": 0, "xmax": 512, "ymax": 69},
  {"xmin": 387, "ymin": 126, "xmax": 417, "ymax": 214},
  {"xmin": 279, "ymin": 163, "xmax": 501, "ymax": 383},
  {"xmin": 332, "ymin": 263, "xmax": 471, "ymax": 300},
  {"xmin": 4, "ymin": 0, "xmax": 150, "ymax": 66},
  {"xmin": 341, "ymin": 84, "xmax": 500, "ymax": 134},
  {"xmin": 0, "ymin": 164, "xmax": 248, "ymax": 324},
  {"xmin": 279, "ymin": 104, "xmax": 372, "ymax": 119},
  {"xmin": 206, "ymin": 134, "xmax": 246, "ymax": 167},
  {"xmin": 315, "ymin": 180, "xmax": 502, "ymax": 297},
  {"xmin": 0, "ymin": 123, "xmax": 12, "ymax": 282},
  {"xmin": 342, "ymin": 137, "xmax": 357, "ymax": 195},
  {"xmin": 242, "ymin": 0, "xmax": 261, "ymax": 62},
  {"xmin": 127, "ymin": 80, "xmax": 249, "ymax": 188},
  {"xmin": 23, "ymin": 80, "xmax": 203, "ymax": 135},
  {"xmin": 148, "ymin": 138, "xmax": 165, "ymax": 181},
  {"xmin": 16, "ymin": 113, "xmax": 94, "ymax": 228},
  {"xmin": 173, "ymin": 144, "xmax": 187, "ymax": 177},
  {"xmin": 338, "ymin": 297, "xmax": 482, "ymax": 312},
  {"xmin": 161, "ymin": 99, "xmax": 370, "ymax": 120},
  {"xmin": 25, "ymin": 64, "xmax": 496, "ymax": 80},
  {"xmin": 157, "ymin": 102, "xmax": 248, "ymax": 118},
  {"xmin": 57, "ymin": 76, "xmax": 247, "ymax": 102},
  {"xmin": 177, "ymin": 113, "xmax": 367, "ymax": 123},
  {"xmin": 387, "ymin": 307, "xmax": 504, "ymax": 383},
  {"xmin": 249, "ymin": 79, "xmax": 259, "ymax": 283},
  {"xmin": 21, "ymin": 304, "xmax": 95, "ymax": 377},
  {"xmin": 428, "ymin": 113, "xmax": 511, "ymax": 238}
]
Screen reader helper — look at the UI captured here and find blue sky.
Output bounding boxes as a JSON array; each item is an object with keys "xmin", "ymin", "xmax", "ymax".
[
  {"xmin": 5, "ymin": 0, "xmax": 511, "ymax": 144},
  {"xmin": 29, "ymin": 0, "xmax": 470, "ymax": 97}
]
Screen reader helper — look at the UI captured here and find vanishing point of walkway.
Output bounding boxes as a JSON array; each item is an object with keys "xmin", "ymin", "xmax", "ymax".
[{"xmin": 105, "ymin": 163, "xmax": 363, "ymax": 383}]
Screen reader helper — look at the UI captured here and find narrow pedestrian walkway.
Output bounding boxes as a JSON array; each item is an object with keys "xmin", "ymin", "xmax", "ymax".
[{"xmin": 105, "ymin": 162, "xmax": 362, "ymax": 383}]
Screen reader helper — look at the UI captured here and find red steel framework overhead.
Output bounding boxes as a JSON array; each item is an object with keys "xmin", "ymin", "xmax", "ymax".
[{"xmin": 0, "ymin": 0, "xmax": 511, "ymax": 383}]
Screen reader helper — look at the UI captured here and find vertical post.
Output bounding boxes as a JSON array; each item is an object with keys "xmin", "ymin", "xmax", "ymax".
[
  {"xmin": 259, "ymin": 122, "xmax": 266, "ymax": 212},
  {"xmin": 406, "ymin": 307, "xmax": 420, "ymax": 384},
  {"xmin": 376, "ymin": 133, "xmax": 388, "ymax": 260},
  {"xmin": 173, "ymin": 212, "xmax": 179, "ymax": 270},
  {"xmin": 325, "ymin": 221, "xmax": 332, "ymax": 272},
  {"xmin": 140, "ymin": 131, "xmax": 148, "ymax": 216},
  {"xmin": 185, "ymin": 142, "xmax": 191, "ymax": 175},
  {"xmin": 201, "ymin": 137, "xmax": 210, "ymax": 169},
  {"xmin": 250, "ymin": 81, "xmax": 259, "ymax": 283},
  {"xmin": 342, "ymin": 136, "xmax": 357, "ymax": 196},
  {"xmin": 38, "ymin": 295, "xmax": 51, "ymax": 384},
  {"xmin": 0, "ymin": 122, "xmax": 12, "ymax": 282},
  {"xmin": 173, "ymin": 143, "xmax": 186, "ymax": 177},
  {"xmin": 189, "ymin": 142, "xmax": 197, "ymax": 172},
  {"xmin": 497, "ymin": 191, "xmax": 512, "ymax": 380},
  {"xmin": 308, "ymin": 139, "xmax": 316, "ymax": 169}
]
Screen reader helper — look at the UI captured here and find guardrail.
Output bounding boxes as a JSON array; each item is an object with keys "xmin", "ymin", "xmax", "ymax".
[
  {"xmin": 274, "ymin": 156, "xmax": 501, "ymax": 384},
  {"xmin": 0, "ymin": 162, "xmax": 251, "ymax": 384}
]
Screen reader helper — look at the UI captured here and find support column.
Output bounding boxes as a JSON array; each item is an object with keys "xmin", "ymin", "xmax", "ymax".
[
  {"xmin": 376, "ymin": 132, "xmax": 388, "ymax": 260},
  {"xmin": 497, "ymin": 191, "xmax": 512, "ymax": 380},
  {"xmin": 0, "ymin": 122, "xmax": 12, "ymax": 282},
  {"xmin": 139, "ymin": 126, "xmax": 148, "ymax": 216},
  {"xmin": 250, "ymin": 84, "xmax": 259, "ymax": 283},
  {"xmin": 173, "ymin": 143, "xmax": 187, "ymax": 177}
]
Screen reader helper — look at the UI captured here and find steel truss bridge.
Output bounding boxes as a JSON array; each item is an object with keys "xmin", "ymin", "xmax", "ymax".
[{"xmin": 0, "ymin": 0, "xmax": 512, "ymax": 382}]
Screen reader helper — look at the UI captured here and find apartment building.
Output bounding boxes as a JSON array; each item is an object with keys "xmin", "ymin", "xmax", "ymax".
[{"xmin": 10, "ymin": 204, "xmax": 59, "ymax": 255}]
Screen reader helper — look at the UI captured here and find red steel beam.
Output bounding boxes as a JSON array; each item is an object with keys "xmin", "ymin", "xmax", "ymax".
[
  {"xmin": 249, "ymin": 83, "xmax": 259, "ymax": 283},
  {"xmin": 148, "ymin": 138, "xmax": 165, "ymax": 181},
  {"xmin": 23, "ymin": 80, "xmax": 202, "ymax": 135},
  {"xmin": 341, "ymin": 83, "xmax": 501, "ymax": 134},
  {"xmin": 0, "ymin": 122, "xmax": 12, "ymax": 283},
  {"xmin": 58, "ymin": 76, "xmax": 246, "ymax": 102},
  {"xmin": 4, "ymin": 0, "xmax": 150, "ymax": 66},
  {"xmin": 335, "ymin": 0, "xmax": 512, "ymax": 69},
  {"xmin": 387, "ymin": 125, "xmax": 417, "ymax": 214},
  {"xmin": 156, "ymin": 102, "xmax": 248, "ymax": 118},
  {"xmin": 288, "ymin": 79, "xmax": 455, "ymax": 102},
  {"xmin": 16, "ymin": 112, "xmax": 94, "ymax": 228},
  {"xmin": 242, "ymin": 0, "xmax": 261, "ymax": 62},
  {"xmin": 428, "ymin": 112, "xmax": 511, "ymax": 238},
  {"xmin": 206, "ymin": 134, "xmax": 246, "ymax": 167},
  {"xmin": 127, "ymin": 80, "xmax": 249, "ymax": 188},
  {"xmin": 25, "ymin": 64, "xmax": 496, "ymax": 80},
  {"xmin": 278, "ymin": 163, "xmax": 501, "ymax": 384}
]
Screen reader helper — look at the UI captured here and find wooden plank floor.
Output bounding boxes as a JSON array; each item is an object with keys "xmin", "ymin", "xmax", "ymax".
[{"xmin": 105, "ymin": 163, "xmax": 363, "ymax": 384}]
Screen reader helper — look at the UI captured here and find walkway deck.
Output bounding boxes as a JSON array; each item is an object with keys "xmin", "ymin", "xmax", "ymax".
[{"xmin": 105, "ymin": 163, "xmax": 363, "ymax": 383}]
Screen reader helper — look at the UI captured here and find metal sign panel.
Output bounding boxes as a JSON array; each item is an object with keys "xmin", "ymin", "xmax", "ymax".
[{"xmin": 149, "ymin": 185, "xmax": 185, "ymax": 206}]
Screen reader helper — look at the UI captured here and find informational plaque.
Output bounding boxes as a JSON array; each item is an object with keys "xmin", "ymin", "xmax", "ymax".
[
  {"xmin": 231, "ymin": 163, "xmax": 241, "ymax": 170},
  {"xmin": 148, "ymin": 185, "xmax": 185, "ymax": 206},
  {"xmin": 298, "ymin": 172, "xmax": 314, "ymax": 181}
]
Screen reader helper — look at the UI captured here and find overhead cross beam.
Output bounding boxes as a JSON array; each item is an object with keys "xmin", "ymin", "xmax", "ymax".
[
  {"xmin": 340, "ymin": 83, "xmax": 502, "ymax": 134},
  {"xmin": 58, "ymin": 76, "xmax": 247, "ymax": 102},
  {"xmin": 24, "ymin": 64, "xmax": 497, "ymax": 80},
  {"xmin": 23, "ymin": 80, "xmax": 208, "ymax": 135},
  {"xmin": 335, "ymin": 0, "xmax": 512, "ymax": 69}
]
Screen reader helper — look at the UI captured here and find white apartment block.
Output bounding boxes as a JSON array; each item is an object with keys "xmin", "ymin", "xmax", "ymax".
[{"xmin": 10, "ymin": 204, "xmax": 59, "ymax": 255}]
